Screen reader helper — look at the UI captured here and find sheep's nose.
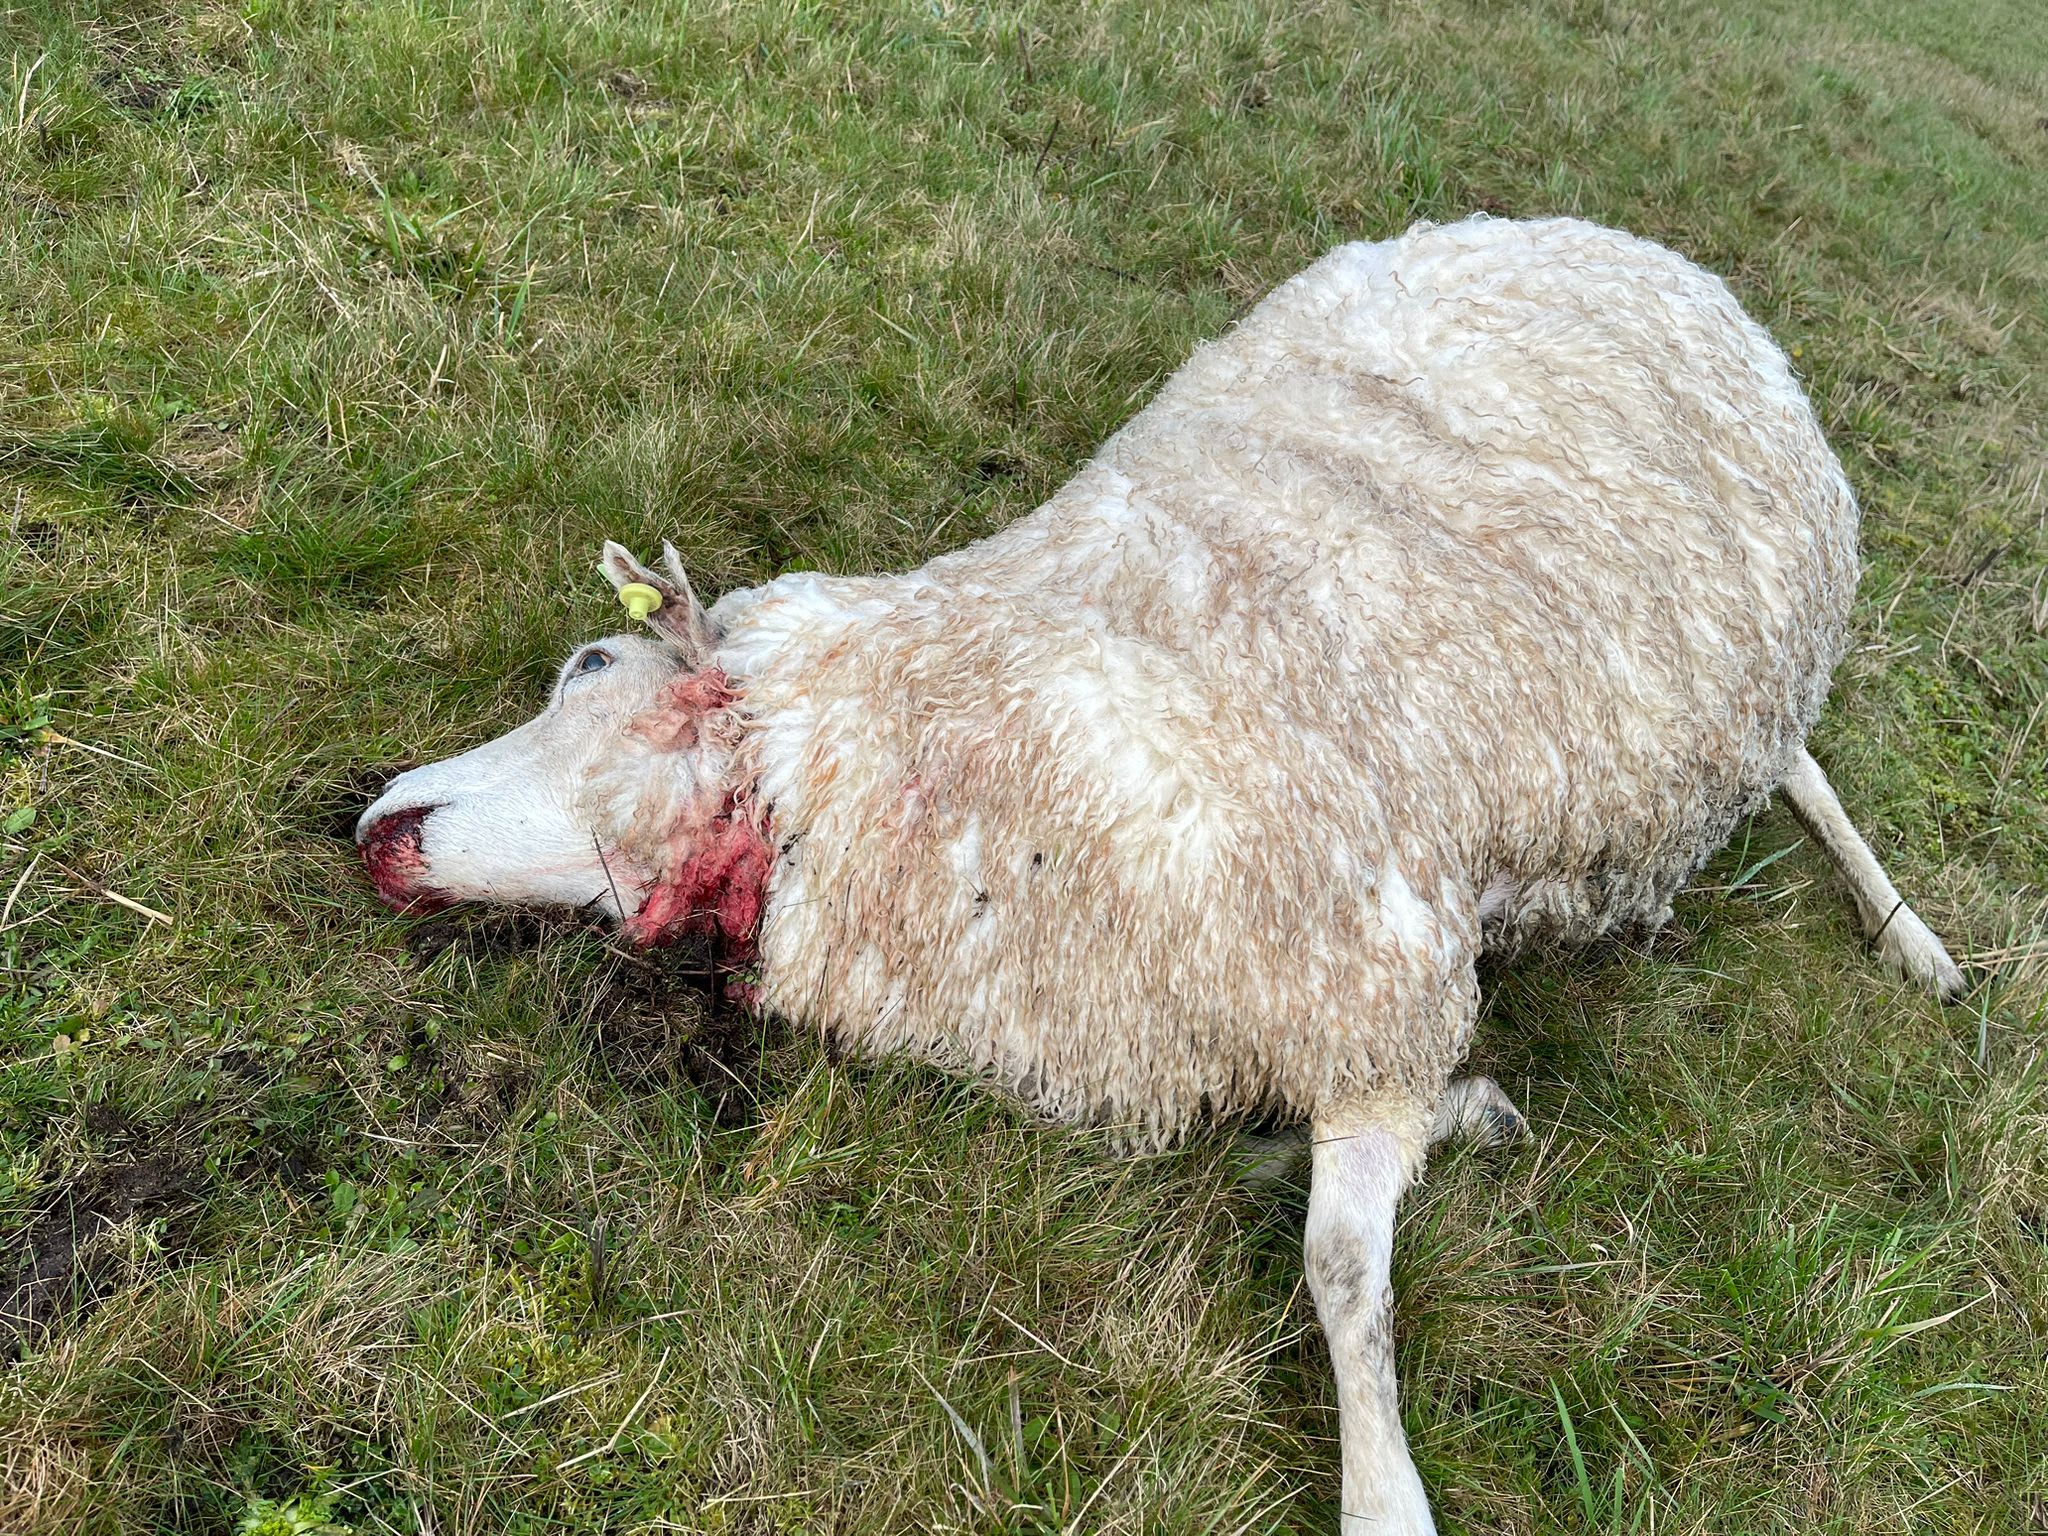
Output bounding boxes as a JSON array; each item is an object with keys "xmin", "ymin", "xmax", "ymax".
[{"xmin": 357, "ymin": 804, "xmax": 451, "ymax": 914}]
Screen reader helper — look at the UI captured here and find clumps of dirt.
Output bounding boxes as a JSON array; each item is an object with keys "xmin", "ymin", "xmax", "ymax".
[
  {"xmin": 683, "ymin": 1000, "xmax": 784, "ymax": 1127},
  {"xmin": 0, "ymin": 1154, "xmax": 201, "ymax": 1350},
  {"xmin": 402, "ymin": 906, "xmax": 565, "ymax": 963},
  {"xmin": 376, "ymin": 908, "xmax": 782, "ymax": 1129},
  {"xmin": 81, "ymin": 1102, "xmax": 134, "ymax": 1139},
  {"xmin": 357, "ymin": 881, "xmax": 784, "ymax": 1128},
  {"xmin": 593, "ymin": 940, "xmax": 784, "ymax": 1126}
]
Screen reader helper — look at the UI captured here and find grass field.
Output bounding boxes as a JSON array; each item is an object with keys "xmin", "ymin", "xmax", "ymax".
[{"xmin": 3, "ymin": 1, "xmax": 2046, "ymax": 1531}]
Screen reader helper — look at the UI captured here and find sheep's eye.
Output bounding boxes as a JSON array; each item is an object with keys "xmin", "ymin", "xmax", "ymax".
[{"xmin": 575, "ymin": 648, "xmax": 612, "ymax": 675}]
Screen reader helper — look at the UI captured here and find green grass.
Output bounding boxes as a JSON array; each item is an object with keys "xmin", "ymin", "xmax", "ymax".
[{"xmin": 2, "ymin": 1, "xmax": 2044, "ymax": 1531}]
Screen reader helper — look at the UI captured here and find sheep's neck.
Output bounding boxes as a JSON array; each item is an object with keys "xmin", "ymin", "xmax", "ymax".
[
  {"xmin": 617, "ymin": 670, "xmax": 775, "ymax": 998},
  {"xmin": 623, "ymin": 791, "xmax": 772, "ymax": 960}
]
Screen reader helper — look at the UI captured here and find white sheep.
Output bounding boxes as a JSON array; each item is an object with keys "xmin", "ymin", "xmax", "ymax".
[{"xmin": 358, "ymin": 215, "xmax": 1964, "ymax": 1533}]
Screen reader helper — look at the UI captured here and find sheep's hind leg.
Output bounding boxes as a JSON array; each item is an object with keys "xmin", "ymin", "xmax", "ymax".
[
  {"xmin": 1777, "ymin": 748, "xmax": 1965, "ymax": 1002},
  {"xmin": 1429, "ymin": 1074, "xmax": 1527, "ymax": 1148},
  {"xmin": 1306, "ymin": 1107, "xmax": 1436, "ymax": 1535}
]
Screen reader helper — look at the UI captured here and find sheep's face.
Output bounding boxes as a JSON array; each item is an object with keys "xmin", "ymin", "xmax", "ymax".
[{"xmin": 355, "ymin": 543, "xmax": 765, "ymax": 946}]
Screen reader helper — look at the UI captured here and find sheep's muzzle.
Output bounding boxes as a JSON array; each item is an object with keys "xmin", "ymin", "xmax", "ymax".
[{"xmin": 357, "ymin": 805, "xmax": 454, "ymax": 914}]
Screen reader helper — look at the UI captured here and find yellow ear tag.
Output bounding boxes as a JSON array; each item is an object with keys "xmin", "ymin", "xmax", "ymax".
[{"xmin": 618, "ymin": 583, "xmax": 664, "ymax": 622}]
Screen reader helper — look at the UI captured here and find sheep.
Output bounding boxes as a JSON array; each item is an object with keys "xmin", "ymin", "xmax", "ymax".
[{"xmin": 356, "ymin": 214, "xmax": 1965, "ymax": 1534}]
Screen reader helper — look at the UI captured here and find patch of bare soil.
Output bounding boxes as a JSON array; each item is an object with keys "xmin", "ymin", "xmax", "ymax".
[
  {"xmin": 0, "ymin": 1153, "xmax": 200, "ymax": 1350},
  {"xmin": 594, "ymin": 940, "xmax": 785, "ymax": 1126},
  {"xmin": 401, "ymin": 906, "xmax": 564, "ymax": 963}
]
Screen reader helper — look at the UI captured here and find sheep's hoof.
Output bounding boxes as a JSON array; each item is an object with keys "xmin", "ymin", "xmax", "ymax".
[
  {"xmin": 1432, "ymin": 1075, "xmax": 1527, "ymax": 1150},
  {"xmin": 1874, "ymin": 904, "xmax": 1967, "ymax": 1004}
]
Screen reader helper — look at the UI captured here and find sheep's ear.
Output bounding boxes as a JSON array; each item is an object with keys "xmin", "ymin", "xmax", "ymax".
[{"xmin": 600, "ymin": 540, "xmax": 716, "ymax": 661}]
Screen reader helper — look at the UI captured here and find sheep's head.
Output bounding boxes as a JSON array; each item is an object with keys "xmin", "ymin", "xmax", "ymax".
[{"xmin": 355, "ymin": 542, "xmax": 771, "ymax": 951}]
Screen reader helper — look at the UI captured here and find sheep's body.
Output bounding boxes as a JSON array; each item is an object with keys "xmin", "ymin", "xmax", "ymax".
[
  {"xmin": 709, "ymin": 215, "xmax": 1859, "ymax": 1148},
  {"xmin": 359, "ymin": 214, "xmax": 1964, "ymax": 1535}
]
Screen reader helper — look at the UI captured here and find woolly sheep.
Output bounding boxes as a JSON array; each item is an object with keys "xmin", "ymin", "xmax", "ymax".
[{"xmin": 357, "ymin": 215, "xmax": 1965, "ymax": 1533}]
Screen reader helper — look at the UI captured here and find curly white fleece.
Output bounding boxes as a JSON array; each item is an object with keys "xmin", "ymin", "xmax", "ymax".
[{"xmin": 710, "ymin": 215, "xmax": 1858, "ymax": 1149}]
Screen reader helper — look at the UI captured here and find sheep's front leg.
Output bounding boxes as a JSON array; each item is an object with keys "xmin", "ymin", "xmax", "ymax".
[{"xmin": 1306, "ymin": 1111, "xmax": 1435, "ymax": 1535}]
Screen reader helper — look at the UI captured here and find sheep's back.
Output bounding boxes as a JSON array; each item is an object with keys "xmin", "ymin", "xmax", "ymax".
[{"xmin": 926, "ymin": 214, "xmax": 1858, "ymax": 934}]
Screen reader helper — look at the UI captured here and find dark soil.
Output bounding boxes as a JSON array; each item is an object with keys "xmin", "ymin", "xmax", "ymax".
[{"xmin": 0, "ymin": 1153, "xmax": 200, "ymax": 1350}]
